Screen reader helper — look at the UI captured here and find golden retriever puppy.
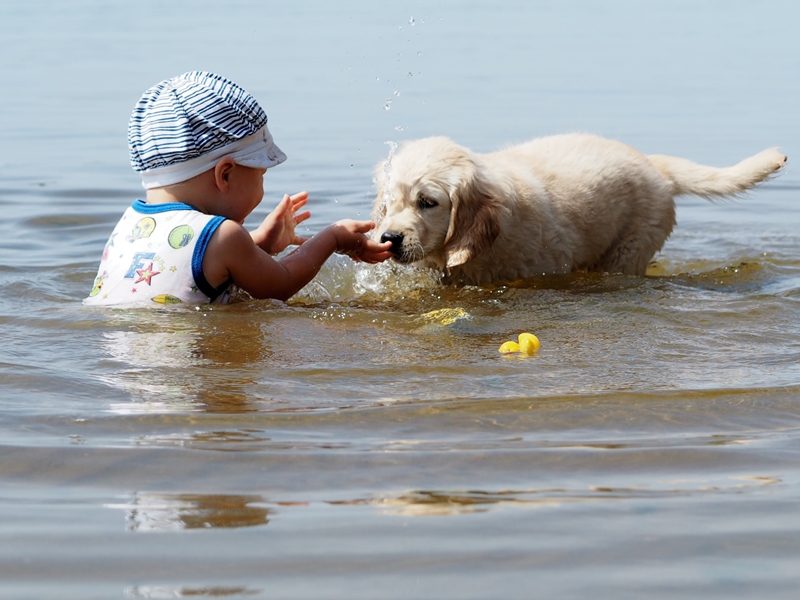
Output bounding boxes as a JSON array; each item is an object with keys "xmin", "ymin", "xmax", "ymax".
[{"xmin": 372, "ymin": 134, "xmax": 786, "ymax": 285}]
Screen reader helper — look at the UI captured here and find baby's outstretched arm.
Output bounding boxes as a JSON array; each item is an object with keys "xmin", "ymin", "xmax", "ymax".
[
  {"xmin": 251, "ymin": 191, "xmax": 311, "ymax": 255},
  {"xmin": 203, "ymin": 218, "xmax": 392, "ymax": 302}
]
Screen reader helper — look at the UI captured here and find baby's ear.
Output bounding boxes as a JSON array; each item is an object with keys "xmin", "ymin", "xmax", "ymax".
[
  {"xmin": 443, "ymin": 171, "xmax": 500, "ymax": 268},
  {"xmin": 214, "ymin": 157, "xmax": 237, "ymax": 191}
]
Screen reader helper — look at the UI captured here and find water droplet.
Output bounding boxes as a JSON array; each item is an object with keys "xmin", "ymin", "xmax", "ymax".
[
  {"xmin": 394, "ymin": 126, "xmax": 404, "ymax": 131},
  {"xmin": 350, "ymin": 164, "xmax": 354, "ymax": 167},
  {"xmin": 376, "ymin": 77, "xmax": 380, "ymax": 81},
  {"xmin": 417, "ymin": 51, "xmax": 421, "ymax": 56},
  {"xmin": 409, "ymin": 16, "xmax": 415, "ymax": 26},
  {"xmin": 394, "ymin": 90, "xmax": 400, "ymax": 96},
  {"xmin": 383, "ymin": 98, "xmax": 392, "ymax": 110},
  {"xmin": 407, "ymin": 71, "xmax": 413, "ymax": 77}
]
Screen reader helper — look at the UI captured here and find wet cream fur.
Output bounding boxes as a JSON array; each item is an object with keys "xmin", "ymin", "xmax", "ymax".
[{"xmin": 372, "ymin": 134, "xmax": 787, "ymax": 285}]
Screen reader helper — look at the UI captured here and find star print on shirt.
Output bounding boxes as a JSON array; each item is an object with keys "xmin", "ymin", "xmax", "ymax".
[{"xmin": 135, "ymin": 262, "xmax": 161, "ymax": 286}]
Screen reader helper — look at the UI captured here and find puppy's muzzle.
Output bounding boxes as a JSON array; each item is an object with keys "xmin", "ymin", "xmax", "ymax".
[{"xmin": 380, "ymin": 231, "xmax": 405, "ymax": 256}]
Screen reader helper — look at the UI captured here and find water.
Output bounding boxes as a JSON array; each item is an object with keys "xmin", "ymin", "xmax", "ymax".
[{"xmin": 2, "ymin": 1, "xmax": 800, "ymax": 598}]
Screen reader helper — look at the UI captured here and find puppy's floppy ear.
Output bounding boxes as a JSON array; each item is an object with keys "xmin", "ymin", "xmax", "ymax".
[{"xmin": 443, "ymin": 168, "xmax": 501, "ymax": 269}]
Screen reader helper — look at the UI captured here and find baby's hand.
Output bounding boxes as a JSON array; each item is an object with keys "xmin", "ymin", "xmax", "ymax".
[
  {"xmin": 331, "ymin": 220, "xmax": 393, "ymax": 264},
  {"xmin": 253, "ymin": 192, "xmax": 311, "ymax": 255}
]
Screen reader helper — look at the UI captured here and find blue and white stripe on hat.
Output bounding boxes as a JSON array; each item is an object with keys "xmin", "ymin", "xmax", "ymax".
[{"xmin": 128, "ymin": 71, "xmax": 286, "ymax": 188}]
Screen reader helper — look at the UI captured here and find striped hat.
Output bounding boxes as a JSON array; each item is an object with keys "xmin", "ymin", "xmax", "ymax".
[{"xmin": 128, "ymin": 71, "xmax": 287, "ymax": 189}]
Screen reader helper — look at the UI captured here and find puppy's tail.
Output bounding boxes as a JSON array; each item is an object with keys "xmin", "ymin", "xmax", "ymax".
[{"xmin": 647, "ymin": 149, "xmax": 787, "ymax": 199}]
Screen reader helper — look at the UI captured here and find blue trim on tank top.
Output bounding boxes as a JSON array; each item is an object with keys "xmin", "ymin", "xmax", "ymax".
[
  {"xmin": 132, "ymin": 199, "xmax": 197, "ymax": 214},
  {"xmin": 192, "ymin": 216, "xmax": 231, "ymax": 301}
]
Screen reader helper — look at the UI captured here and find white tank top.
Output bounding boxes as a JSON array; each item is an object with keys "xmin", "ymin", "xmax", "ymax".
[{"xmin": 84, "ymin": 200, "xmax": 232, "ymax": 307}]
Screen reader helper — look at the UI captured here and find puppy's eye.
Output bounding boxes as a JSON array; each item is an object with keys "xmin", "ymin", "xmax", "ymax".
[{"xmin": 417, "ymin": 193, "xmax": 438, "ymax": 209}]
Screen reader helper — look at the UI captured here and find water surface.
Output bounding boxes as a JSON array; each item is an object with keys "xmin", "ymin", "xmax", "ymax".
[{"xmin": 1, "ymin": 1, "xmax": 800, "ymax": 598}]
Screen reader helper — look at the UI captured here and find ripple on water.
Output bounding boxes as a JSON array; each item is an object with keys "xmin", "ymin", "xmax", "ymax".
[{"xmin": 2, "ymin": 238, "xmax": 800, "ymax": 415}]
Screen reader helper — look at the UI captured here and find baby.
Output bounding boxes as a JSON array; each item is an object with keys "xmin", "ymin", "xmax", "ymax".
[{"xmin": 85, "ymin": 71, "xmax": 392, "ymax": 306}]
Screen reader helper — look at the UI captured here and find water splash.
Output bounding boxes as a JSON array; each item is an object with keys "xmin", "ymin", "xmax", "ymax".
[
  {"xmin": 293, "ymin": 255, "xmax": 440, "ymax": 304},
  {"xmin": 374, "ymin": 140, "xmax": 399, "ymax": 224},
  {"xmin": 355, "ymin": 261, "xmax": 441, "ymax": 297}
]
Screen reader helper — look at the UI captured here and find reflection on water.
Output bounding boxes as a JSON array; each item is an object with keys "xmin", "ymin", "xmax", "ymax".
[
  {"xmin": 107, "ymin": 493, "xmax": 272, "ymax": 532},
  {"xmin": 100, "ymin": 311, "xmax": 273, "ymax": 413},
  {"xmin": 367, "ymin": 475, "xmax": 784, "ymax": 516},
  {"xmin": 125, "ymin": 585, "xmax": 261, "ymax": 598},
  {"xmin": 105, "ymin": 476, "xmax": 783, "ymax": 528},
  {"xmin": 132, "ymin": 429, "xmax": 273, "ymax": 452}
]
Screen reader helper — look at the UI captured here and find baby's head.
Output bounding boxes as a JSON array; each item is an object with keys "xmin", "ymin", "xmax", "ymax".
[{"xmin": 128, "ymin": 71, "xmax": 285, "ymax": 190}]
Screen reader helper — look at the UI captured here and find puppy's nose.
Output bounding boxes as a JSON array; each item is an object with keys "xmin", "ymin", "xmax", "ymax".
[{"xmin": 380, "ymin": 231, "xmax": 404, "ymax": 254}]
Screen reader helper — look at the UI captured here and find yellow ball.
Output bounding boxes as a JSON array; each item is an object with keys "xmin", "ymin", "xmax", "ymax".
[
  {"xmin": 518, "ymin": 332, "xmax": 540, "ymax": 354},
  {"xmin": 498, "ymin": 341, "xmax": 521, "ymax": 354}
]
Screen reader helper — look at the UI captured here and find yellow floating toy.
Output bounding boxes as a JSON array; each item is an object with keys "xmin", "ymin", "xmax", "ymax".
[
  {"xmin": 498, "ymin": 332, "xmax": 541, "ymax": 355},
  {"xmin": 518, "ymin": 332, "xmax": 541, "ymax": 354},
  {"xmin": 498, "ymin": 341, "xmax": 520, "ymax": 354}
]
